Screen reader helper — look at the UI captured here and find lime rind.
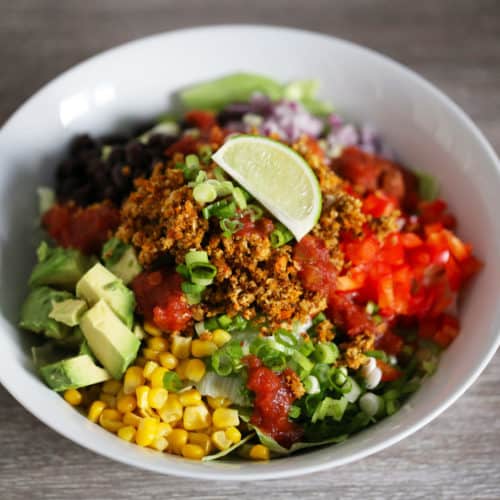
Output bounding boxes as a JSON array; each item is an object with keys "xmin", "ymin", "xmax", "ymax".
[{"xmin": 212, "ymin": 135, "xmax": 322, "ymax": 241}]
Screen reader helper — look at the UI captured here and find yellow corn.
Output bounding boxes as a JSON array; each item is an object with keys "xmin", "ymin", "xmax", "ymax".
[
  {"xmin": 158, "ymin": 398, "xmax": 183, "ymax": 424},
  {"xmin": 168, "ymin": 429, "xmax": 188, "ymax": 454},
  {"xmin": 211, "ymin": 430, "xmax": 232, "ymax": 451},
  {"xmin": 189, "ymin": 433, "xmax": 212, "ymax": 454},
  {"xmin": 207, "ymin": 396, "xmax": 232, "ymax": 410},
  {"xmin": 171, "ymin": 336, "xmax": 192, "ymax": 359},
  {"xmin": 156, "ymin": 422, "xmax": 172, "ymax": 438},
  {"xmin": 102, "ymin": 379, "xmax": 122, "ymax": 395},
  {"xmin": 148, "ymin": 336, "xmax": 169, "ymax": 352},
  {"xmin": 181, "ymin": 443, "xmax": 205, "ymax": 460},
  {"xmin": 143, "ymin": 348, "xmax": 159, "ymax": 361},
  {"xmin": 117, "ymin": 425, "xmax": 136, "ymax": 442},
  {"xmin": 136, "ymin": 385, "xmax": 150, "ymax": 409},
  {"xmin": 191, "ymin": 339, "xmax": 218, "ymax": 358},
  {"xmin": 99, "ymin": 410, "xmax": 123, "ymax": 432},
  {"xmin": 225, "ymin": 426, "xmax": 242, "ymax": 444},
  {"xmin": 151, "ymin": 366, "xmax": 168, "ymax": 388},
  {"xmin": 175, "ymin": 359, "xmax": 190, "ymax": 380},
  {"xmin": 88, "ymin": 400, "xmax": 106, "ymax": 423},
  {"xmin": 178, "ymin": 389, "xmax": 202, "ymax": 407},
  {"xmin": 137, "ymin": 407, "xmax": 159, "ymax": 419},
  {"xmin": 143, "ymin": 360, "xmax": 159, "ymax": 380},
  {"xmin": 158, "ymin": 352, "xmax": 178, "ymax": 370},
  {"xmin": 184, "ymin": 359, "xmax": 206, "ymax": 382},
  {"xmin": 183, "ymin": 404, "xmax": 211, "ymax": 431},
  {"xmin": 213, "ymin": 408, "xmax": 239, "ymax": 428},
  {"xmin": 101, "ymin": 409, "xmax": 122, "ymax": 421},
  {"xmin": 212, "ymin": 329, "xmax": 232, "ymax": 347},
  {"xmin": 99, "ymin": 393, "xmax": 116, "ymax": 409},
  {"xmin": 249, "ymin": 444, "xmax": 270, "ymax": 460},
  {"xmin": 63, "ymin": 389, "xmax": 82, "ymax": 406},
  {"xmin": 122, "ymin": 412, "xmax": 142, "ymax": 428},
  {"xmin": 135, "ymin": 417, "xmax": 159, "ymax": 447},
  {"xmin": 148, "ymin": 388, "xmax": 168, "ymax": 409},
  {"xmin": 116, "ymin": 395, "xmax": 137, "ymax": 414},
  {"xmin": 151, "ymin": 437, "xmax": 169, "ymax": 451},
  {"xmin": 123, "ymin": 366, "xmax": 145, "ymax": 395},
  {"xmin": 144, "ymin": 321, "xmax": 162, "ymax": 336}
]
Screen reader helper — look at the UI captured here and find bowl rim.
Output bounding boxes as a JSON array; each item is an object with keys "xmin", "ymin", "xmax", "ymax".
[{"xmin": 1, "ymin": 23, "xmax": 499, "ymax": 481}]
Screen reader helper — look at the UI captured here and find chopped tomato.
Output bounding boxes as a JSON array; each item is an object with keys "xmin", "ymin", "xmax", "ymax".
[
  {"xmin": 376, "ymin": 360, "xmax": 402, "ymax": 382},
  {"xmin": 42, "ymin": 203, "xmax": 120, "ymax": 255},
  {"xmin": 375, "ymin": 330, "xmax": 404, "ymax": 356},
  {"xmin": 235, "ymin": 215, "xmax": 274, "ymax": 238},
  {"xmin": 418, "ymin": 313, "xmax": 460, "ymax": 348},
  {"xmin": 418, "ymin": 200, "xmax": 456, "ymax": 229},
  {"xmin": 327, "ymin": 293, "xmax": 374, "ymax": 336},
  {"xmin": 184, "ymin": 110, "xmax": 216, "ymax": 130},
  {"xmin": 244, "ymin": 355, "xmax": 303, "ymax": 448},
  {"xmin": 132, "ymin": 269, "xmax": 192, "ymax": 332},
  {"xmin": 165, "ymin": 135, "xmax": 200, "ymax": 156},
  {"xmin": 343, "ymin": 234, "xmax": 379, "ymax": 266},
  {"xmin": 363, "ymin": 192, "xmax": 398, "ymax": 218}
]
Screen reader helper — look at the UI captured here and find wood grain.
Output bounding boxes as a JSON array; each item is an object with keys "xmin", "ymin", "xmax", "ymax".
[{"xmin": 1, "ymin": 1, "xmax": 499, "ymax": 498}]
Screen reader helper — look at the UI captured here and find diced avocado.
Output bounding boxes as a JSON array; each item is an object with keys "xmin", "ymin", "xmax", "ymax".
[
  {"xmin": 102, "ymin": 238, "xmax": 142, "ymax": 285},
  {"xmin": 32, "ymin": 342, "xmax": 69, "ymax": 368},
  {"xmin": 19, "ymin": 286, "xmax": 73, "ymax": 340},
  {"xmin": 39, "ymin": 354, "xmax": 111, "ymax": 391},
  {"xmin": 29, "ymin": 242, "xmax": 92, "ymax": 290},
  {"xmin": 56, "ymin": 326, "xmax": 84, "ymax": 348},
  {"xmin": 78, "ymin": 339, "xmax": 94, "ymax": 358},
  {"xmin": 49, "ymin": 299, "xmax": 88, "ymax": 327},
  {"xmin": 133, "ymin": 324, "xmax": 146, "ymax": 340},
  {"xmin": 76, "ymin": 263, "xmax": 135, "ymax": 328},
  {"xmin": 80, "ymin": 299, "xmax": 140, "ymax": 379}
]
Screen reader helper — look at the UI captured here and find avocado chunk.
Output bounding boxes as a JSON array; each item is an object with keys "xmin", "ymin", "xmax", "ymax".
[
  {"xmin": 32, "ymin": 342, "xmax": 69, "ymax": 368},
  {"xmin": 76, "ymin": 263, "xmax": 135, "ymax": 328},
  {"xmin": 49, "ymin": 299, "xmax": 88, "ymax": 327},
  {"xmin": 39, "ymin": 354, "xmax": 111, "ymax": 391},
  {"xmin": 78, "ymin": 339, "xmax": 94, "ymax": 359},
  {"xmin": 29, "ymin": 242, "xmax": 92, "ymax": 290},
  {"xmin": 80, "ymin": 299, "xmax": 140, "ymax": 379},
  {"xmin": 102, "ymin": 238, "xmax": 142, "ymax": 285},
  {"xmin": 19, "ymin": 286, "xmax": 73, "ymax": 340}
]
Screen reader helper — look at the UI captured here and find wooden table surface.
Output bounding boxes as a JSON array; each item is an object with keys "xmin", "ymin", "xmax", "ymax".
[{"xmin": 1, "ymin": 1, "xmax": 499, "ymax": 498}]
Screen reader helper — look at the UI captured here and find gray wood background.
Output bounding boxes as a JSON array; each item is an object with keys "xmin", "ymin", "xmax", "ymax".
[{"xmin": 1, "ymin": 1, "xmax": 499, "ymax": 498}]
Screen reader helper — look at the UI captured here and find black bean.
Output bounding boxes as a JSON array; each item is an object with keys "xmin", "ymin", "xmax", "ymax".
[{"xmin": 70, "ymin": 134, "xmax": 96, "ymax": 155}]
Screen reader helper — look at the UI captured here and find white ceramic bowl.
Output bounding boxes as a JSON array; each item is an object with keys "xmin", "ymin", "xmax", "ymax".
[{"xmin": 0, "ymin": 25, "xmax": 499, "ymax": 481}]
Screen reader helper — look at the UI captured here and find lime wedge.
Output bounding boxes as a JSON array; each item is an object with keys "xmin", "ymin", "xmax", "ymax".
[{"xmin": 212, "ymin": 135, "xmax": 322, "ymax": 241}]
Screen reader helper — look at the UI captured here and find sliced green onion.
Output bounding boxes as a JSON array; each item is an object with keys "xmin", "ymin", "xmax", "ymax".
[
  {"xmin": 213, "ymin": 180, "xmax": 234, "ymax": 197},
  {"xmin": 292, "ymin": 350, "xmax": 314, "ymax": 373},
  {"xmin": 199, "ymin": 145, "xmax": 213, "ymax": 164},
  {"xmin": 344, "ymin": 377, "xmax": 362, "ymax": 403},
  {"xmin": 194, "ymin": 321, "xmax": 206, "ymax": 336},
  {"xmin": 213, "ymin": 166, "xmax": 226, "ymax": 181},
  {"xmin": 422, "ymin": 357, "xmax": 438, "ymax": 376},
  {"xmin": 275, "ymin": 329, "xmax": 298, "ymax": 349},
  {"xmin": 312, "ymin": 363, "xmax": 330, "ymax": 386},
  {"xmin": 202, "ymin": 200, "xmax": 236, "ymax": 219},
  {"xmin": 303, "ymin": 375, "xmax": 320, "ymax": 394},
  {"xmin": 181, "ymin": 282, "xmax": 205, "ymax": 304},
  {"xmin": 204, "ymin": 317, "xmax": 219, "ymax": 331},
  {"xmin": 232, "ymin": 187, "xmax": 247, "ymax": 210},
  {"xmin": 365, "ymin": 301, "xmax": 379, "ymax": 315},
  {"xmin": 193, "ymin": 182, "xmax": 218, "ymax": 204},
  {"xmin": 359, "ymin": 393, "xmax": 385, "ymax": 417},
  {"xmin": 192, "ymin": 170, "xmax": 208, "ymax": 185},
  {"xmin": 383, "ymin": 389, "xmax": 400, "ymax": 401},
  {"xmin": 270, "ymin": 223, "xmax": 294, "ymax": 248},
  {"xmin": 288, "ymin": 405, "xmax": 301, "ymax": 419},
  {"xmin": 305, "ymin": 393, "xmax": 322, "ymax": 416},
  {"xmin": 217, "ymin": 314, "xmax": 233, "ymax": 329},
  {"xmin": 188, "ymin": 263, "xmax": 217, "ymax": 286},
  {"xmin": 228, "ymin": 315, "xmax": 247, "ymax": 332},
  {"xmin": 220, "ymin": 218, "xmax": 243, "ymax": 236},
  {"xmin": 312, "ymin": 312, "xmax": 326, "ymax": 326},
  {"xmin": 401, "ymin": 378, "xmax": 420, "ymax": 395},
  {"xmin": 385, "ymin": 398, "xmax": 400, "ymax": 416},
  {"xmin": 185, "ymin": 250, "xmax": 209, "ymax": 267},
  {"xmin": 311, "ymin": 396, "xmax": 348, "ymax": 423},
  {"xmin": 185, "ymin": 154, "xmax": 200, "ymax": 170},
  {"xmin": 175, "ymin": 264, "xmax": 189, "ymax": 279},
  {"xmin": 244, "ymin": 204, "xmax": 263, "ymax": 221},
  {"xmin": 365, "ymin": 350, "xmax": 389, "ymax": 362},
  {"xmin": 314, "ymin": 342, "xmax": 339, "ymax": 364},
  {"xmin": 211, "ymin": 350, "xmax": 233, "ymax": 376},
  {"xmin": 297, "ymin": 339, "xmax": 315, "ymax": 357},
  {"xmin": 163, "ymin": 372, "xmax": 183, "ymax": 391}
]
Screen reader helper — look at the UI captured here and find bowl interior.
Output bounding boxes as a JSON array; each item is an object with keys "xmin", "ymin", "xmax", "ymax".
[{"xmin": 0, "ymin": 25, "xmax": 499, "ymax": 480}]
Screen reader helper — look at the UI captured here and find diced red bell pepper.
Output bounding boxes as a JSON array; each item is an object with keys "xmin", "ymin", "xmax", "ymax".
[
  {"xmin": 363, "ymin": 192, "xmax": 398, "ymax": 218},
  {"xmin": 376, "ymin": 359, "xmax": 402, "ymax": 382}
]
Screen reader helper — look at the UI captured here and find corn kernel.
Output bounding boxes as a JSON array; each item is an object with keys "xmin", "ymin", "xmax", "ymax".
[
  {"xmin": 212, "ymin": 329, "xmax": 232, "ymax": 347},
  {"xmin": 123, "ymin": 366, "xmax": 145, "ymax": 395},
  {"xmin": 143, "ymin": 360, "xmax": 160, "ymax": 379},
  {"xmin": 99, "ymin": 393, "xmax": 116, "ymax": 409},
  {"xmin": 176, "ymin": 359, "xmax": 190, "ymax": 380},
  {"xmin": 102, "ymin": 379, "xmax": 122, "ymax": 395},
  {"xmin": 207, "ymin": 396, "xmax": 232, "ymax": 410},
  {"xmin": 158, "ymin": 398, "xmax": 183, "ymax": 424},
  {"xmin": 184, "ymin": 359, "xmax": 206, "ymax": 382},
  {"xmin": 136, "ymin": 417, "xmax": 159, "ymax": 447},
  {"xmin": 181, "ymin": 443, "xmax": 205, "ymax": 460},
  {"xmin": 143, "ymin": 348, "xmax": 160, "ymax": 361},
  {"xmin": 168, "ymin": 429, "xmax": 188, "ymax": 454},
  {"xmin": 137, "ymin": 407, "xmax": 159, "ymax": 419},
  {"xmin": 213, "ymin": 408, "xmax": 239, "ymax": 428},
  {"xmin": 63, "ymin": 389, "xmax": 82, "ymax": 406},
  {"xmin": 136, "ymin": 385, "xmax": 150, "ymax": 409},
  {"xmin": 88, "ymin": 400, "xmax": 106, "ymax": 423},
  {"xmin": 189, "ymin": 433, "xmax": 213, "ymax": 454},
  {"xmin": 211, "ymin": 430, "xmax": 232, "ymax": 451},
  {"xmin": 99, "ymin": 415, "xmax": 123, "ymax": 433},
  {"xmin": 101, "ymin": 409, "xmax": 122, "ymax": 421},
  {"xmin": 225, "ymin": 426, "xmax": 242, "ymax": 444},
  {"xmin": 191, "ymin": 339, "xmax": 218, "ymax": 358},
  {"xmin": 159, "ymin": 352, "xmax": 178, "ymax": 370},
  {"xmin": 116, "ymin": 395, "xmax": 137, "ymax": 414},
  {"xmin": 171, "ymin": 336, "xmax": 192, "ymax": 359},
  {"xmin": 144, "ymin": 321, "xmax": 162, "ymax": 336},
  {"xmin": 148, "ymin": 336, "xmax": 169, "ymax": 352},
  {"xmin": 151, "ymin": 436, "xmax": 169, "ymax": 451},
  {"xmin": 183, "ymin": 404, "xmax": 211, "ymax": 431},
  {"xmin": 249, "ymin": 444, "xmax": 270, "ymax": 461},
  {"xmin": 117, "ymin": 425, "xmax": 136, "ymax": 442},
  {"xmin": 157, "ymin": 422, "xmax": 172, "ymax": 438},
  {"xmin": 122, "ymin": 412, "xmax": 142, "ymax": 428},
  {"xmin": 178, "ymin": 389, "xmax": 202, "ymax": 407},
  {"xmin": 148, "ymin": 388, "xmax": 168, "ymax": 409},
  {"xmin": 151, "ymin": 366, "xmax": 168, "ymax": 388}
]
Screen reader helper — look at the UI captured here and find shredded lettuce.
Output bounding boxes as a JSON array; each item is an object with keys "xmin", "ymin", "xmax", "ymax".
[
  {"xmin": 196, "ymin": 371, "xmax": 250, "ymax": 406},
  {"xmin": 202, "ymin": 433, "xmax": 255, "ymax": 461}
]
